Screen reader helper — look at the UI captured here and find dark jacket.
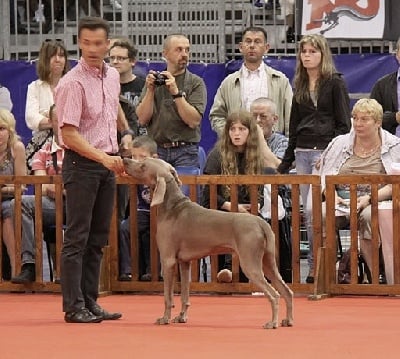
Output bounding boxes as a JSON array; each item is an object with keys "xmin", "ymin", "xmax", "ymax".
[
  {"xmin": 370, "ymin": 71, "xmax": 398, "ymax": 135},
  {"xmin": 278, "ymin": 73, "xmax": 351, "ymax": 173}
]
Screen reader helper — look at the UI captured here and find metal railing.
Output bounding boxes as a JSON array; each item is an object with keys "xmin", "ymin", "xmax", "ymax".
[{"xmin": 0, "ymin": 1, "xmax": 394, "ymax": 62}]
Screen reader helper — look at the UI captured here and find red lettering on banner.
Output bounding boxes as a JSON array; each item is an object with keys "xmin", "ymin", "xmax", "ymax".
[{"xmin": 306, "ymin": 0, "xmax": 380, "ymax": 31}]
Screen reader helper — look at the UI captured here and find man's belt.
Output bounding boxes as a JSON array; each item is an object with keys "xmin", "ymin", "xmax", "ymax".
[{"xmin": 159, "ymin": 141, "xmax": 198, "ymax": 149}]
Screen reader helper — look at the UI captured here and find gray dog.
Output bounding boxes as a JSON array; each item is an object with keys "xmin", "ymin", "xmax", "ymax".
[{"xmin": 123, "ymin": 157, "xmax": 294, "ymax": 329}]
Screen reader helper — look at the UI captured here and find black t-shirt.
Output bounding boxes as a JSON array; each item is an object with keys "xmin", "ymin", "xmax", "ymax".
[{"xmin": 121, "ymin": 77, "xmax": 146, "ymax": 135}]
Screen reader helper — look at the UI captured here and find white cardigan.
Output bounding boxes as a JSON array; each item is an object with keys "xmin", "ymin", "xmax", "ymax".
[{"xmin": 25, "ymin": 80, "xmax": 54, "ymax": 132}]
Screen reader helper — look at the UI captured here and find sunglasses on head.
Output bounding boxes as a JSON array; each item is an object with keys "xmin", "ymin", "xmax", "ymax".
[{"xmin": 44, "ymin": 38, "xmax": 64, "ymax": 44}]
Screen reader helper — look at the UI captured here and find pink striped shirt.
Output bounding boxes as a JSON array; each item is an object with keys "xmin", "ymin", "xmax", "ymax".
[{"xmin": 54, "ymin": 57, "xmax": 120, "ymax": 153}]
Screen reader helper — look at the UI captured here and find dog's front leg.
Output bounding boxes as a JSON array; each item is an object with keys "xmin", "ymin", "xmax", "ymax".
[
  {"xmin": 156, "ymin": 258, "xmax": 176, "ymax": 325},
  {"xmin": 173, "ymin": 261, "xmax": 191, "ymax": 323}
]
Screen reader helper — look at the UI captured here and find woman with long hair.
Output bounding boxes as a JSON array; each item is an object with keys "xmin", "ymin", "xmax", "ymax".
[
  {"xmin": 25, "ymin": 39, "xmax": 69, "ymax": 132},
  {"xmin": 0, "ymin": 109, "xmax": 26, "ymax": 278},
  {"xmin": 277, "ymin": 34, "xmax": 351, "ymax": 283},
  {"xmin": 201, "ymin": 110, "xmax": 272, "ymax": 282}
]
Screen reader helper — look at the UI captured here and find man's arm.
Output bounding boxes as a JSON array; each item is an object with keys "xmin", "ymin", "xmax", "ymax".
[
  {"xmin": 166, "ymin": 73, "xmax": 205, "ymax": 129},
  {"xmin": 61, "ymin": 125, "xmax": 124, "ymax": 174},
  {"xmin": 116, "ymin": 103, "xmax": 133, "ymax": 154},
  {"xmin": 136, "ymin": 76, "xmax": 155, "ymax": 126}
]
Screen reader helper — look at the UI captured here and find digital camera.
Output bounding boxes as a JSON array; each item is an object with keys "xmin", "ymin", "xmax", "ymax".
[{"xmin": 153, "ymin": 71, "xmax": 167, "ymax": 86}]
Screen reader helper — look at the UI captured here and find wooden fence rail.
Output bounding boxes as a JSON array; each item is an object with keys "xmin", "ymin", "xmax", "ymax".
[{"xmin": 1, "ymin": 174, "xmax": 400, "ymax": 298}]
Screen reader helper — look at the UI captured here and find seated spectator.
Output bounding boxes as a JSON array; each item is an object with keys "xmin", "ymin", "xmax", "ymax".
[
  {"xmin": 317, "ymin": 99, "xmax": 400, "ymax": 276},
  {"xmin": 201, "ymin": 110, "xmax": 275, "ymax": 283},
  {"xmin": 0, "ymin": 84, "xmax": 13, "ymax": 111},
  {"xmin": 11, "ymin": 105, "xmax": 64, "ymax": 283},
  {"xmin": 0, "ymin": 109, "xmax": 27, "ymax": 278},
  {"xmin": 250, "ymin": 97, "xmax": 288, "ymax": 161},
  {"xmin": 118, "ymin": 136, "xmax": 158, "ymax": 282},
  {"xmin": 25, "ymin": 39, "xmax": 69, "ymax": 172}
]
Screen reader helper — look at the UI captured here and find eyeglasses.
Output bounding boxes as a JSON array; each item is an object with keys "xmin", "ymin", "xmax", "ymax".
[
  {"xmin": 352, "ymin": 116, "xmax": 375, "ymax": 123},
  {"xmin": 108, "ymin": 56, "xmax": 130, "ymax": 62},
  {"xmin": 242, "ymin": 39, "xmax": 266, "ymax": 47}
]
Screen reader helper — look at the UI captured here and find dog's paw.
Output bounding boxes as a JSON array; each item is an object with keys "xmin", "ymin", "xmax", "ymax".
[
  {"xmin": 172, "ymin": 312, "xmax": 187, "ymax": 323},
  {"xmin": 155, "ymin": 317, "xmax": 170, "ymax": 325},
  {"xmin": 281, "ymin": 318, "xmax": 293, "ymax": 327},
  {"xmin": 263, "ymin": 321, "xmax": 278, "ymax": 329}
]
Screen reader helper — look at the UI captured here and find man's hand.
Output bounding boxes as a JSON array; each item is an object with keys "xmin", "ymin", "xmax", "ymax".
[{"xmin": 101, "ymin": 154, "xmax": 125, "ymax": 175}]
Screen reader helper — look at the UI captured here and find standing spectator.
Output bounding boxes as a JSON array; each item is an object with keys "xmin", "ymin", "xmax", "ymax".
[
  {"xmin": 0, "ymin": 109, "xmax": 26, "ymax": 278},
  {"xmin": 277, "ymin": 34, "xmax": 351, "ymax": 283},
  {"xmin": 250, "ymin": 97, "xmax": 288, "ymax": 160},
  {"xmin": 11, "ymin": 105, "xmax": 63, "ymax": 284},
  {"xmin": 210, "ymin": 26, "xmax": 293, "ymax": 137},
  {"xmin": 109, "ymin": 40, "xmax": 146, "ymax": 134},
  {"xmin": 55, "ymin": 16, "xmax": 131, "ymax": 324},
  {"xmin": 136, "ymin": 34, "xmax": 207, "ymax": 168},
  {"xmin": 118, "ymin": 135, "xmax": 158, "ymax": 282},
  {"xmin": 26, "ymin": 39, "xmax": 69, "ymax": 133},
  {"xmin": 201, "ymin": 110, "xmax": 273, "ymax": 283},
  {"xmin": 370, "ymin": 37, "xmax": 400, "ymax": 136},
  {"xmin": 0, "ymin": 84, "xmax": 13, "ymax": 111},
  {"xmin": 108, "ymin": 40, "xmax": 146, "ymax": 221},
  {"xmin": 25, "ymin": 39, "xmax": 69, "ymax": 172}
]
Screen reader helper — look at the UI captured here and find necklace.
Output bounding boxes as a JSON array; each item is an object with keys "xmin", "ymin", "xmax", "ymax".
[{"xmin": 355, "ymin": 143, "xmax": 381, "ymax": 158}]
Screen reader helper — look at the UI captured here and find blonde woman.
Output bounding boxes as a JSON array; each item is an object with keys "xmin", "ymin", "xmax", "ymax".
[{"xmin": 0, "ymin": 109, "xmax": 26, "ymax": 277}]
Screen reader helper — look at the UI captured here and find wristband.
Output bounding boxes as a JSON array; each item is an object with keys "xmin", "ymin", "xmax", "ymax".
[{"xmin": 120, "ymin": 129, "xmax": 134, "ymax": 137}]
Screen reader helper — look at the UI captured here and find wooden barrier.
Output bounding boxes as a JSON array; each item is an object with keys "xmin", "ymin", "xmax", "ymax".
[
  {"xmin": 0, "ymin": 173, "xmax": 322, "ymax": 294},
  {"xmin": 4, "ymin": 173, "xmax": 400, "ymax": 298},
  {"xmin": 109, "ymin": 174, "xmax": 322, "ymax": 295},
  {"xmin": 322, "ymin": 174, "xmax": 400, "ymax": 296}
]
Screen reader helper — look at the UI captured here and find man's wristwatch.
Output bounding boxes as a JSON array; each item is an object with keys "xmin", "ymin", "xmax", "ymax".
[
  {"xmin": 172, "ymin": 90, "xmax": 185, "ymax": 99},
  {"xmin": 120, "ymin": 129, "xmax": 135, "ymax": 137}
]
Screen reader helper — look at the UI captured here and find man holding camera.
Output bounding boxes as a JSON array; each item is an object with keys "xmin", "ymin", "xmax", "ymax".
[{"xmin": 136, "ymin": 34, "xmax": 206, "ymax": 168}]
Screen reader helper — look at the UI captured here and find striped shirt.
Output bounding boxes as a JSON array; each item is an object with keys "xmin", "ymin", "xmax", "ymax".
[{"xmin": 54, "ymin": 57, "xmax": 120, "ymax": 153}]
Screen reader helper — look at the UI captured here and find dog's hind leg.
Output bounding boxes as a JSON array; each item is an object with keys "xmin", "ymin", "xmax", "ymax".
[
  {"xmin": 246, "ymin": 271, "xmax": 281, "ymax": 329},
  {"xmin": 173, "ymin": 261, "xmax": 191, "ymax": 323},
  {"xmin": 156, "ymin": 258, "xmax": 176, "ymax": 325},
  {"xmin": 263, "ymin": 253, "xmax": 294, "ymax": 327}
]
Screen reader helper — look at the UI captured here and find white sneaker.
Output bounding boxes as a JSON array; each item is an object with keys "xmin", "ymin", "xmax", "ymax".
[
  {"xmin": 217, "ymin": 269, "xmax": 232, "ymax": 283},
  {"xmin": 110, "ymin": 0, "xmax": 122, "ymax": 10}
]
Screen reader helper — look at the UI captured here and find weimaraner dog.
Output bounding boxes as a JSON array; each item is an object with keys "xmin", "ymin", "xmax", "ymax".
[{"xmin": 123, "ymin": 157, "xmax": 294, "ymax": 329}]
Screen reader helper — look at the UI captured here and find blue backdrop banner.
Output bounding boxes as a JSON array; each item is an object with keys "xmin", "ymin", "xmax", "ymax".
[{"xmin": 0, "ymin": 53, "xmax": 397, "ymax": 155}]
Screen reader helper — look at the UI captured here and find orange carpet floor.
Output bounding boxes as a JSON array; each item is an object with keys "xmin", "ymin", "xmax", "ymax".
[{"xmin": 0, "ymin": 293, "xmax": 399, "ymax": 359}]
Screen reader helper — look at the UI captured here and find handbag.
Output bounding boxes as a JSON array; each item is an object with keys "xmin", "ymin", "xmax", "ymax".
[{"xmin": 25, "ymin": 130, "xmax": 53, "ymax": 173}]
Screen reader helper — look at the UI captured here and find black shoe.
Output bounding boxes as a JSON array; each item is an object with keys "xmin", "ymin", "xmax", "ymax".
[
  {"xmin": 140, "ymin": 273, "xmax": 152, "ymax": 281},
  {"xmin": 64, "ymin": 308, "xmax": 103, "ymax": 323},
  {"xmin": 118, "ymin": 273, "xmax": 132, "ymax": 281},
  {"xmin": 88, "ymin": 304, "xmax": 122, "ymax": 320},
  {"xmin": 11, "ymin": 264, "xmax": 35, "ymax": 284},
  {"xmin": 306, "ymin": 276, "xmax": 314, "ymax": 284}
]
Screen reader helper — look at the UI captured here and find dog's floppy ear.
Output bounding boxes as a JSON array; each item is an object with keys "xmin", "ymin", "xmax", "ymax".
[
  {"xmin": 169, "ymin": 166, "xmax": 182, "ymax": 186},
  {"xmin": 151, "ymin": 175, "xmax": 166, "ymax": 206}
]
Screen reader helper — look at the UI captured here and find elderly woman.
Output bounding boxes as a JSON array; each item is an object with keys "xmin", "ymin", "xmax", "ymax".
[{"xmin": 317, "ymin": 98, "xmax": 400, "ymax": 276}]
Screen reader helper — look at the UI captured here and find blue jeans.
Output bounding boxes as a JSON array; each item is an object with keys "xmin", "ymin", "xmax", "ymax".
[
  {"xmin": 157, "ymin": 144, "xmax": 199, "ymax": 168},
  {"xmin": 10, "ymin": 195, "xmax": 58, "ymax": 265},
  {"xmin": 295, "ymin": 149, "xmax": 323, "ymax": 273},
  {"xmin": 61, "ymin": 150, "xmax": 116, "ymax": 313}
]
